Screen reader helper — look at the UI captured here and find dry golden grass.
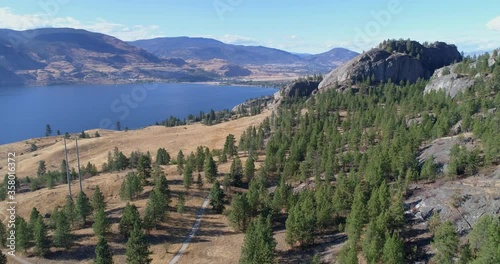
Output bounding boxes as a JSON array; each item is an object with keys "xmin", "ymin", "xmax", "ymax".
[{"xmin": 0, "ymin": 111, "xmax": 271, "ymax": 263}]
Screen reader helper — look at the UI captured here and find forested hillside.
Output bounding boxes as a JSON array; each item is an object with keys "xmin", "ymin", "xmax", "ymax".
[{"xmin": 231, "ymin": 48, "xmax": 500, "ymax": 263}]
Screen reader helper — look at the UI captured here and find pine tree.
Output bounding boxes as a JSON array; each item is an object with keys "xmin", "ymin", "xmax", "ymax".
[
  {"xmin": 345, "ymin": 185, "xmax": 367, "ymax": 241},
  {"xmin": 92, "ymin": 186, "xmax": 107, "ymax": 212},
  {"xmin": 195, "ymin": 146, "xmax": 206, "ymax": 172},
  {"xmin": 244, "ymin": 156, "xmax": 255, "ymax": 182},
  {"xmin": 204, "ymin": 155, "xmax": 218, "ymax": 183},
  {"xmin": 137, "ymin": 155, "xmax": 152, "ymax": 183},
  {"xmin": 0, "ymin": 251, "xmax": 6, "ymax": 264},
  {"xmin": 95, "ymin": 236, "xmax": 114, "ymax": 264},
  {"xmin": 196, "ymin": 173, "xmax": 203, "ymax": 189},
  {"xmin": 230, "ymin": 157, "xmax": 243, "ymax": 187},
  {"xmin": 176, "ymin": 150, "xmax": 185, "ymax": 173},
  {"xmin": 155, "ymin": 148, "xmax": 170, "ymax": 165},
  {"xmin": 15, "ymin": 217, "xmax": 30, "ymax": 252},
  {"xmin": 33, "ymin": 215, "xmax": 50, "ymax": 256},
  {"xmin": 37, "ymin": 160, "xmax": 47, "ymax": 177},
  {"xmin": 285, "ymin": 191, "xmax": 316, "ymax": 247},
  {"xmin": 177, "ymin": 193, "xmax": 186, "ymax": 214},
  {"xmin": 120, "ymin": 172, "xmax": 143, "ymax": 200},
  {"xmin": 209, "ymin": 181, "xmax": 225, "ymax": 213},
  {"xmin": 93, "ymin": 207, "xmax": 110, "ymax": 237},
  {"xmin": 54, "ymin": 210, "xmax": 72, "ymax": 248},
  {"xmin": 229, "ymin": 193, "xmax": 251, "ymax": 231},
  {"xmin": 0, "ymin": 221, "xmax": 6, "ymax": 247},
  {"xmin": 432, "ymin": 221, "xmax": 459, "ymax": 264},
  {"xmin": 125, "ymin": 224, "xmax": 152, "ymax": 264},
  {"xmin": 28, "ymin": 207, "xmax": 41, "ymax": 233},
  {"xmin": 382, "ymin": 233, "xmax": 405, "ymax": 264},
  {"xmin": 183, "ymin": 162, "xmax": 193, "ymax": 189},
  {"xmin": 239, "ymin": 215, "xmax": 276, "ymax": 264},
  {"xmin": 119, "ymin": 203, "xmax": 142, "ymax": 238},
  {"xmin": 223, "ymin": 134, "xmax": 237, "ymax": 158},
  {"xmin": 75, "ymin": 191, "xmax": 92, "ymax": 226},
  {"xmin": 46, "ymin": 124, "xmax": 52, "ymax": 136},
  {"xmin": 64, "ymin": 196, "xmax": 78, "ymax": 228}
]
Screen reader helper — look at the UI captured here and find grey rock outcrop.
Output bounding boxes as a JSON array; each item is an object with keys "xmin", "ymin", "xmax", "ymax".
[
  {"xmin": 424, "ymin": 70, "xmax": 475, "ymax": 98},
  {"xmin": 281, "ymin": 79, "xmax": 320, "ymax": 98},
  {"xmin": 407, "ymin": 167, "xmax": 500, "ymax": 235},
  {"xmin": 319, "ymin": 41, "xmax": 462, "ymax": 90}
]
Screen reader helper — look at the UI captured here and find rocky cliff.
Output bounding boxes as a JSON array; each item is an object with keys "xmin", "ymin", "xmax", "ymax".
[
  {"xmin": 424, "ymin": 64, "xmax": 475, "ymax": 98},
  {"xmin": 319, "ymin": 40, "xmax": 462, "ymax": 90}
]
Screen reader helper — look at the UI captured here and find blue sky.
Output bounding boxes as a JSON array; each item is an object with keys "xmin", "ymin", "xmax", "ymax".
[{"xmin": 1, "ymin": 0, "xmax": 499, "ymax": 53}]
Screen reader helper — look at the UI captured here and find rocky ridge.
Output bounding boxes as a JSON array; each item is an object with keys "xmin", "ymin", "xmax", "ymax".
[{"xmin": 319, "ymin": 41, "xmax": 462, "ymax": 90}]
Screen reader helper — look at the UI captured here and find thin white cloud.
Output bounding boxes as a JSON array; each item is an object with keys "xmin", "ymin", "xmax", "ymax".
[
  {"xmin": 0, "ymin": 7, "xmax": 164, "ymax": 41},
  {"xmin": 487, "ymin": 16, "xmax": 500, "ymax": 31}
]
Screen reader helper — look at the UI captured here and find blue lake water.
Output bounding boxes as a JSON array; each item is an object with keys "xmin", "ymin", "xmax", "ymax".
[{"xmin": 0, "ymin": 83, "xmax": 277, "ymax": 145}]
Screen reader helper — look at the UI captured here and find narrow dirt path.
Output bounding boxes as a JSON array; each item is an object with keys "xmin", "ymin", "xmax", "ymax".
[
  {"xmin": 168, "ymin": 195, "xmax": 210, "ymax": 264},
  {"xmin": 3, "ymin": 251, "xmax": 34, "ymax": 264}
]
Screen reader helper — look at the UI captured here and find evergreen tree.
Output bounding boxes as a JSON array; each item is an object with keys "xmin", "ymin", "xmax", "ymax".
[
  {"xmin": 209, "ymin": 181, "xmax": 225, "ymax": 213},
  {"xmin": 143, "ymin": 183, "xmax": 169, "ymax": 230},
  {"xmin": 183, "ymin": 162, "xmax": 193, "ymax": 189},
  {"xmin": 224, "ymin": 134, "xmax": 237, "ymax": 157},
  {"xmin": 432, "ymin": 221, "xmax": 459, "ymax": 264},
  {"xmin": 54, "ymin": 210, "xmax": 72, "ymax": 248},
  {"xmin": 75, "ymin": 191, "xmax": 92, "ymax": 226},
  {"xmin": 229, "ymin": 193, "xmax": 251, "ymax": 232},
  {"xmin": 382, "ymin": 233, "xmax": 405, "ymax": 264},
  {"xmin": 93, "ymin": 207, "xmax": 110, "ymax": 237},
  {"xmin": 195, "ymin": 146, "xmax": 206, "ymax": 172},
  {"xmin": 120, "ymin": 172, "xmax": 143, "ymax": 200},
  {"xmin": 177, "ymin": 193, "xmax": 186, "ymax": 214},
  {"xmin": 0, "ymin": 251, "xmax": 6, "ymax": 264},
  {"xmin": 0, "ymin": 221, "xmax": 6, "ymax": 247},
  {"xmin": 239, "ymin": 215, "xmax": 276, "ymax": 264},
  {"xmin": 33, "ymin": 215, "xmax": 50, "ymax": 256},
  {"xmin": 119, "ymin": 203, "xmax": 141, "ymax": 238},
  {"xmin": 204, "ymin": 155, "xmax": 218, "ymax": 183},
  {"xmin": 244, "ymin": 156, "xmax": 255, "ymax": 182},
  {"xmin": 15, "ymin": 217, "xmax": 30, "ymax": 252},
  {"xmin": 229, "ymin": 157, "xmax": 243, "ymax": 187},
  {"xmin": 125, "ymin": 224, "xmax": 152, "ymax": 264},
  {"xmin": 176, "ymin": 150, "xmax": 185, "ymax": 173},
  {"xmin": 196, "ymin": 173, "xmax": 203, "ymax": 189},
  {"xmin": 37, "ymin": 160, "xmax": 47, "ymax": 177},
  {"xmin": 28, "ymin": 207, "xmax": 41, "ymax": 234},
  {"xmin": 155, "ymin": 148, "xmax": 171, "ymax": 165},
  {"xmin": 46, "ymin": 124, "xmax": 52, "ymax": 136},
  {"xmin": 95, "ymin": 236, "xmax": 114, "ymax": 264},
  {"xmin": 92, "ymin": 186, "xmax": 107, "ymax": 212},
  {"xmin": 137, "ymin": 155, "xmax": 152, "ymax": 182},
  {"xmin": 285, "ymin": 191, "xmax": 316, "ymax": 247},
  {"xmin": 64, "ymin": 195, "xmax": 77, "ymax": 227},
  {"xmin": 345, "ymin": 185, "xmax": 367, "ymax": 241}
]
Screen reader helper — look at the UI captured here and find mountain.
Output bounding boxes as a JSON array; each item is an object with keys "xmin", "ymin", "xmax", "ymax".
[
  {"xmin": 306, "ymin": 48, "xmax": 360, "ymax": 68},
  {"xmin": 130, "ymin": 37, "xmax": 305, "ymax": 65},
  {"xmin": 0, "ymin": 28, "xmax": 214, "ymax": 87},
  {"xmin": 319, "ymin": 40, "xmax": 462, "ymax": 90},
  {"xmin": 129, "ymin": 37, "xmax": 359, "ymax": 74}
]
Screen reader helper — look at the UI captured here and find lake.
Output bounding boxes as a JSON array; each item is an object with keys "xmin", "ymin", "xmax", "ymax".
[{"xmin": 0, "ymin": 83, "xmax": 278, "ymax": 145}]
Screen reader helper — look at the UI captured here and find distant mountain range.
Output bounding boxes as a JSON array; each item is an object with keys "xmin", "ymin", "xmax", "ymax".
[
  {"xmin": 130, "ymin": 37, "xmax": 359, "ymax": 72},
  {"xmin": 0, "ymin": 28, "xmax": 358, "ymax": 87}
]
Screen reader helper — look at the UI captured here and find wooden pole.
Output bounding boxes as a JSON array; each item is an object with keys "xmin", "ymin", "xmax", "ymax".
[{"xmin": 64, "ymin": 137, "xmax": 72, "ymax": 196}]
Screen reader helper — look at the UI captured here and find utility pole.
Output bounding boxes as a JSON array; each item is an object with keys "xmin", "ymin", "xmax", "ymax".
[
  {"xmin": 75, "ymin": 138, "xmax": 83, "ymax": 192},
  {"xmin": 64, "ymin": 137, "xmax": 72, "ymax": 196}
]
